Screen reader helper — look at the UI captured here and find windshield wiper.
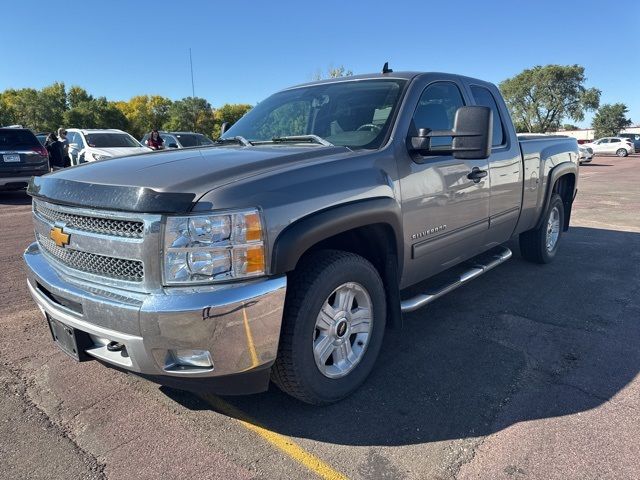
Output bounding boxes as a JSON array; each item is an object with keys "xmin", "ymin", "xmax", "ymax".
[
  {"xmin": 269, "ymin": 135, "xmax": 334, "ymax": 147},
  {"xmin": 214, "ymin": 136, "xmax": 253, "ymax": 146}
]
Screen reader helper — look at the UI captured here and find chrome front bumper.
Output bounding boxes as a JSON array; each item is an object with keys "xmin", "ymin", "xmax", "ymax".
[{"xmin": 24, "ymin": 242, "xmax": 286, "ymax": 391}]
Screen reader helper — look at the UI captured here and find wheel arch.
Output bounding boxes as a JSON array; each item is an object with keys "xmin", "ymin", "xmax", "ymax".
[
  {"xmin": 537, "ymin": 163, "xmax": 577, "ymax": 231},
  {"xmin": 270, "ymin": 197, "xmax": 404, "ymax": 327}
]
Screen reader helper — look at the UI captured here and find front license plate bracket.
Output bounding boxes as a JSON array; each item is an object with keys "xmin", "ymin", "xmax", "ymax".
[{"xmin": 46, "ymin": 315, "xmax": 93, "ymax": 361}]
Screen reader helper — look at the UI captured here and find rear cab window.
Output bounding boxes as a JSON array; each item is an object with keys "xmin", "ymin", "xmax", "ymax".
[{"xmin": 470, "ymin": 85, "xmax": 505, "ymax": 147}]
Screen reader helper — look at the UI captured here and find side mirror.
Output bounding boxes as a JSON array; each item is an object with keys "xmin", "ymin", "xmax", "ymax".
[
  {"xmin": 409, "ymin": 106, "xmax": 493, "ymax": 161},
  {"xmin": 168, "ymin": 143, "xmax": 178, "ymax": 149},
  {"xmin": 220, "ymin": 122, "xmax": 231, "ymax": 135}
]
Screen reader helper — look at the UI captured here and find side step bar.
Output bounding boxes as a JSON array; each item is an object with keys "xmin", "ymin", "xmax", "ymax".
[{"xmin": 400, "ymin": 246, "xmax": 512, "ymax": 313}]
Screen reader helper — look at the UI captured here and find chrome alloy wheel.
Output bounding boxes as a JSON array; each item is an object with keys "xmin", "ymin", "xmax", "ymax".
[
  {"xmin": 313, "ymin": 282, "xmax": 373, "ymax": 379},
  {"xmin": 546, "ymin": 206, "xmax": 561, "ymax": 252}
]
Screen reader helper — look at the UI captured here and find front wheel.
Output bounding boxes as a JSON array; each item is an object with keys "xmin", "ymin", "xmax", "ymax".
[
  {"xmin": 519, "ymin": 193, "xmax": 565, "ymax": 264},
  {"xmin": 616, "ymin": 148, "xmax": 628, "ymax": 157},
  {"xmin": 272, "ymin": 250, "xmax": 386, "ymax": 405}
]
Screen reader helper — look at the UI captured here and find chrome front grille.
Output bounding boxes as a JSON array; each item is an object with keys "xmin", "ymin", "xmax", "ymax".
[
  {"xmin": 37, "ymin": 233, "xmax": 144, "ymax": 282},
  {"xmin": 34, "ymin": 200, "xmax": 144, "ymax": 238}
]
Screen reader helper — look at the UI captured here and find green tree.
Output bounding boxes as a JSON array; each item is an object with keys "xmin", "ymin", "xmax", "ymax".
[
  {"xmin": 0, "ymin": 92, "xmax": 17, "ymax": 126},
  {"xmin": 499, "ymin": 65, "xmax": 600, "ymax": 133},
  {"xmin": 64, "ymin": 97, "xmax": 128, "ymax": 130},
  {"xmin": 39, "ymin": 82, "xmax": 67, "ymax": 132},
  {"xmin": 562, "ymin": 123, "xmax": 579, "ymax": 131},
  {"xmin": 212, "ymin": 103, "xmax": 253, "ymax": 138},
  {"xmin": 165, "ymin": 97, "xmax": 216, "ymax": 134},
  {"xmin": 1, "ymin": 88, "xmax": 43, "ymax": 130},
  {"xmin": 67, "ymin": 86, "xmax": 93, "ymax": 109},
  {"xmin": 592, "ymin": 103, "xmax": 632, "ymax": 139}
]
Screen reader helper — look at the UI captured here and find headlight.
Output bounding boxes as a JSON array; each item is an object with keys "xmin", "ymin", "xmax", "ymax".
[
  {"xmin": 163, "ymin": 209, "xmax": 265, "ymax": 285},
  {"xmin": 91, "ymin": 153, "xmax": 110, "ymax": 161}
]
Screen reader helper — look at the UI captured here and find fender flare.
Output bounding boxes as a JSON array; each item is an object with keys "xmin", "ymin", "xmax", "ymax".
[
  {"xmin": 535, "ymin": 162, "xmax": 577, "ymax": 230},
  {"xmin": 270, "ymin": 197, "xmax": 403, "ymax": 275}
]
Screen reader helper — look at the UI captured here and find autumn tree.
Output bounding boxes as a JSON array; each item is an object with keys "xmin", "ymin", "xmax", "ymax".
[
  {"xmin": 212, "ymin": 103, "xmax": 253, "ymax": 138},
  {"xmin": 115, "ymin": 95, "xmax": 173, "ymax": 139},
  {"xmin": 500, "ymin": 65, "xmax": 600, "ymax": 133}
]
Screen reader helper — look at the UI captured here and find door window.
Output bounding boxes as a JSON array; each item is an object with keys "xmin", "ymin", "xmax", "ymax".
[
  {"xmin": 412, "ymin": 82, "xmax": 465, "ymax": 149},
  {"xmin": 470, "ymin": 85, "xmax": 505, "ymax": 146},
  {"xmin": 610, "ymin": 138, "xmax": 620, "ymax": 143}
]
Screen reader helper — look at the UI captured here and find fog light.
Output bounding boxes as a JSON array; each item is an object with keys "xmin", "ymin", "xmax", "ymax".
[{"xmin": 170, "ymin": 349, "xmax": 213, "ymax": 368}]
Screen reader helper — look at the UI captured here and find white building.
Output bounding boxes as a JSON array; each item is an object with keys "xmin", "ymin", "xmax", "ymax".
[{"xmin": 549, "ymin": 125, "xmax": 640, "ymax": 141}]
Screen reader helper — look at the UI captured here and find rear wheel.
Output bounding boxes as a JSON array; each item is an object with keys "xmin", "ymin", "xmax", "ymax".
[
  {"xmin": 616, "ymin": 148, "xmax": 628, "ymax": 157},
  {"xmin": 272, "ymin": 250, "xmax": 386, "ymax": 405},
  {"xmin": 519, "ymin": 193, "xmax": 565, "ymax": 264}
]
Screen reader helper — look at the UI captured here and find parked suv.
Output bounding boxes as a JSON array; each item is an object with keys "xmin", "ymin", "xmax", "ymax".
[
  {"xmin": 584, "ymin": 137, "xmax": 634, "ymax": 157},
  {"xmin": 0, "ymin": 128, "xmax": 49, "ymax": 190},
  {"xmin": 618, "ymin": 133, "xmax": 640, "ymax": 153},
  {"xmin": 141, "ymin": 131, "xmax": 214, "ymax": 149},
  {"xmin": 66, "ymin": 128, "xmax": 150, "ymax": 165}
]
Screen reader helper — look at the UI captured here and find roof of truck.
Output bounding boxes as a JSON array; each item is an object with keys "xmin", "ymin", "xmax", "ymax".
[{"xmin": 286, "ymin": 71, "xmax": 494, "ymax": 90}]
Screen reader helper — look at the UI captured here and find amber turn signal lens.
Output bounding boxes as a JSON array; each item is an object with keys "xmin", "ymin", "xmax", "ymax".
[
  {"xmin": 244, "ymin": 212, "xmax": 263, "ymax": 242},
  {"xmin": 246, "ymin": 246, "xmax": 265, "ymax": 274}
]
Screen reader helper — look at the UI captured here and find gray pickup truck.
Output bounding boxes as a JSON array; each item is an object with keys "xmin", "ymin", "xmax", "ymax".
[{"xmin": 24, "ymin": 70, "xmax": 579, "ymax": 404}]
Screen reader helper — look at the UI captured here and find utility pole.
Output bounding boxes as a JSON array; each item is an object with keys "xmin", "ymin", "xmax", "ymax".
[{"xmin": 189, "ymin": 48, "xmax": 196, "ymax": 131}]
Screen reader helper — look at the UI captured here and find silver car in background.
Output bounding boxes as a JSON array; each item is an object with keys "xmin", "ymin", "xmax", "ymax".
[
  {"xmin": 141, "ymin": 131, "xmax": 214, "ymax": 149},
  {"xmin": 578, "ymin": 145, "xmax": 594, "ymax": 164}
]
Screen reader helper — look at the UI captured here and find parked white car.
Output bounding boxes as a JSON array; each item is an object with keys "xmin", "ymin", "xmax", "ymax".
[
  {"xmin": 578, "ymin": 145, "xmax": 594, "ymax": 164},
  {"xmin": 66, "ymin": 129, "xmax": 151, "ymax": 165},
  {"xmin": 584, "ymin": 137, "xmax": 634, "ymax": 157}
]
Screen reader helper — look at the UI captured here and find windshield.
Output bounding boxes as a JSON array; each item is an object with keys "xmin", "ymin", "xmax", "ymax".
[
  {"xmin": 222, "ymin": 79, "xmax": 407, "ymax": 149},
  {"xmin": 176, "ymin": 133, "xmax": 214, "ymax": 147},
  {"xmin": 85, "ymin": 133, "xmax": 141, "ymax": 148}
]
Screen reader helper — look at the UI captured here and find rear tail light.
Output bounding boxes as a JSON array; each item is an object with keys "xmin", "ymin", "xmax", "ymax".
[{"xmin": 33, "ymin": 145, "xmax": 48, "ymax": 157}]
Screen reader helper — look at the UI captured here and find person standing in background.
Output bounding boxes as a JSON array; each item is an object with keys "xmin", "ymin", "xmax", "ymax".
[
  {"xmin": 57, "ymin": 128, "xmax": 71, "ymax": 167},
  {"xmin": 45, "ymin": 133, "xmax": 65, "ymax": 170},
  {"xmin": 145, "ymin": 129, "xmax": 165, "ymax": 150}
]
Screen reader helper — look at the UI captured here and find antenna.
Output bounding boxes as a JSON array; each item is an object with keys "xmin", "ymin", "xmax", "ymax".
[
  {"xmin": 189, "ymin": 48, "xmax": 196, "ymax": 97},
  {"xmin": 382, "ymin": 62, "xmax": 393, "ymax": 74},
  {"xmin": 189, "ymin": 48, "xmax": 196, "ymax": 131}
]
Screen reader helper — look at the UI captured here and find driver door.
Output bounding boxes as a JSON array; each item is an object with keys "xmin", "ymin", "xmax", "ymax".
[{"xmin": 398, "ymin": 80, "xmax": 490, "ymax": 288}]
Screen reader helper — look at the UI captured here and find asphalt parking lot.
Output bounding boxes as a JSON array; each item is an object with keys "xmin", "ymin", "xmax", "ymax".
[{"xmin": 1, "ymin": 154, "xmax": 639, "ymax": 480}]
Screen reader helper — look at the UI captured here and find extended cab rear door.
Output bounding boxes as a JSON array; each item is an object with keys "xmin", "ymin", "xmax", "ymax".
[
  {"xmin": 464, "ymin": 81, "xmax": 523, "ymax": 245},
  {"xmin": 397, "ymin": 77, "xmax": 490, "ymax": 288}
]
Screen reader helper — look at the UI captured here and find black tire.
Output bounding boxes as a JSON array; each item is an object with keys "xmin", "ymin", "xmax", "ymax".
[
  {"xmin": 519, "ymin": 193, "xmax": 565, "ymax": 264},
  {"xmin": 272, "ymin": 250, "xmax": 386, "ymax": 405},
  {"xmin": 616, "ymin": 148, "xmax": 628, "ymax": 157}
]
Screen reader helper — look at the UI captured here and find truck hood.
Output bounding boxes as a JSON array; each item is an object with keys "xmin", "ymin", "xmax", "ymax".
[
  {"xmin": 85, "ymin": 146, "xmax": 151, "ymax": 159},
  {"xmin": 28, "ymin": 145, "xmax": 351, "ymax": 213}
]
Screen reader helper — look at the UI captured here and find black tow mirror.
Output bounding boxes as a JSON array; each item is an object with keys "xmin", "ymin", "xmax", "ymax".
[
  {"xmin": 168, "ymin": 143, "xmax": 178, "ymax": 149},
  {"xmin": 409, "ymin": 106, "xmax": 493, "ymax": 161},
  {"xmin": 220, "ymin": 122, "xmax": 231, "ymax": 135}
]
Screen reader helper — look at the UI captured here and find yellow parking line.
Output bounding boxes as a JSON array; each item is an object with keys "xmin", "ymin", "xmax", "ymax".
[
  {"xmin": 241, "ymin": 305, "xmax": 260, "ymax": 367},
  {"xmin": 204, "ymin": 395, "xmax": 349, "ymax": 480}
]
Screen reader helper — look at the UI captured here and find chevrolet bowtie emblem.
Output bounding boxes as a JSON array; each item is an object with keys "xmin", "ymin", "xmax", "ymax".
[{"xmin": 50, "ymin": 226, "xmax": 70, "ymax": 248}]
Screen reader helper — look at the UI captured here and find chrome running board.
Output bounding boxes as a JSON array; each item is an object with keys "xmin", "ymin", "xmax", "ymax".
[{"xmin": 400, "ymin": 246, "xmax": 512, "ymax": 313}]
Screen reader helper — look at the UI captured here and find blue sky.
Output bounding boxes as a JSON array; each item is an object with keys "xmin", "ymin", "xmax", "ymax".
[{"xmin": 1, "ymin": 0, "xmax": 638, "ymax": 128}]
